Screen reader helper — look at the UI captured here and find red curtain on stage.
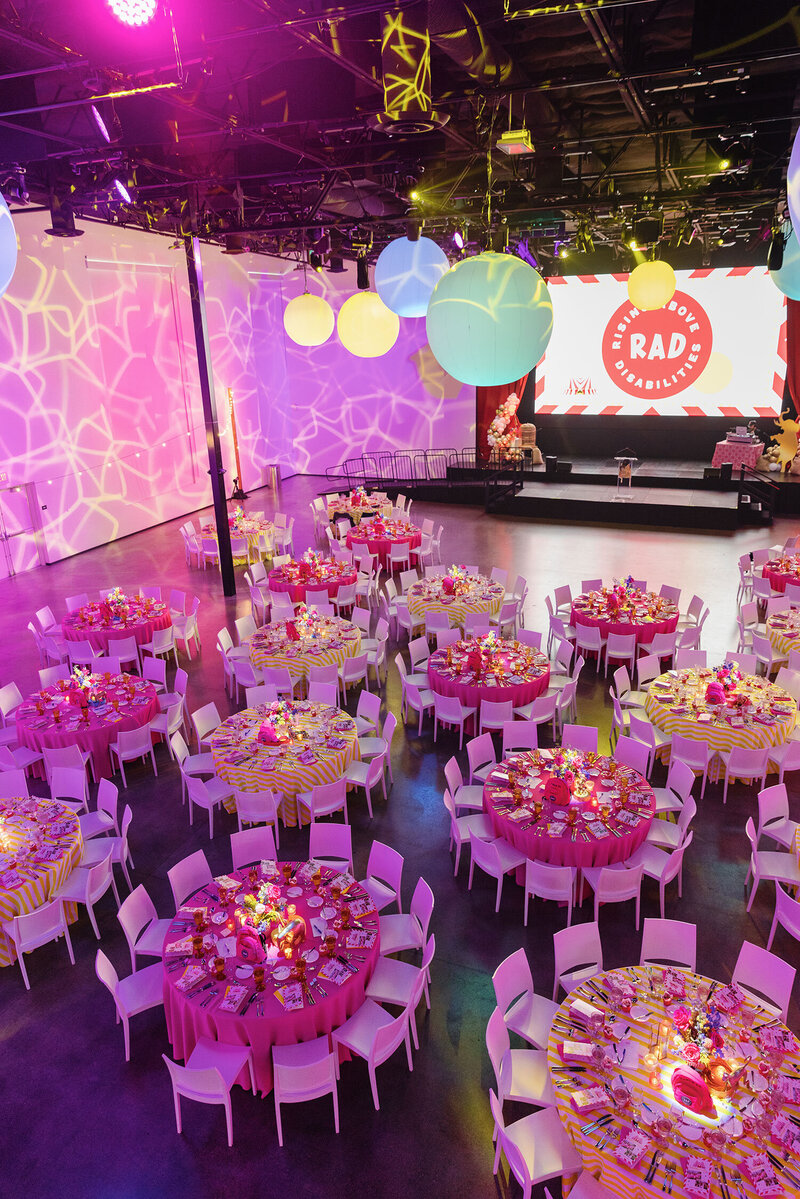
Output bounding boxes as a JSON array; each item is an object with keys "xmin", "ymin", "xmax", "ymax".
[
  {"xmin": 476, "ymin": 374, "xmax": 528, "ymax": 460},
  {"xmin": 787, "ymin": 298, "xmax": 800, "ymax": 418}
]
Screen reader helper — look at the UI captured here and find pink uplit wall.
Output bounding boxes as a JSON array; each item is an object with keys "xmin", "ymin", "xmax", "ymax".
[{"xmin": 0, "ymin": 212, "xmax": 474, "ymax": 569}]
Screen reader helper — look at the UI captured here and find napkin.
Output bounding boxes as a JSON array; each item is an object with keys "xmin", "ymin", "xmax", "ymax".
[
  {"xmin": 614, "ymin": 1128, "xmax": 650, "ymax": 1169},
  {"xmin": 317, "ymin": 959, "xmax": 350, "ymax": 986},
  {"xmin": 347, "ymin": 929, "xmax": 377, "ymax": 950},
  {"xmin": 741, "ymin": 1153, "xmax": 782, "ymax": 1196},
  {"xmin": 175, "ymin": 964, "xmax": 206, "ymax": 991},
  {"xmin": 274, "ymin": 982, "xmax": 304, "ymax": 1011},
  {"xmin": 570, "ymin": 1086, "xmax": 607, "ymax": 1114},
  {"xmin": 219, "ymin": 984, "xmax": 249, "ymax": 1013},
  {"xmin": 682, "ymin": 1158, "xmax": 713, "ymax": 1198},
  {"xmin": 349, "ymin": 897, "xmax": 376, "ymax": 919}
]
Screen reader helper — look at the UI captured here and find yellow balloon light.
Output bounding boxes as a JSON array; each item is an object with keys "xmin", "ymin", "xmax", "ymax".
[
  {"xmin": 283, "ymin": 293, "xmax": 335, "ymax": 347},
  {"xmin": 337, "ymin": 291, "xmax": 400, "ymax": 358},
  {"xmin": 627, "ymin": 260, "xmax": 677, "ymax": 311}
]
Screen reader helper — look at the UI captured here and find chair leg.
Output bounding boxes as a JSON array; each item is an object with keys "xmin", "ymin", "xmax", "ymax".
[
  {"xmin": 87, "ymin": 900, "xmax": 101, "ymax": 939},
  {"xmin": 225, "ymin": 1096, "xmax": 234, "ymax": 1147},
  {"xmin": 495, "ymin": 874, "xmax": 503, "ymax": 913}
]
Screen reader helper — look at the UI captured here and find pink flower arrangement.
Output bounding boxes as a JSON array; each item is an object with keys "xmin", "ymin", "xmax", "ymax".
[
  {"xmin": 682, "ymin": 1042, "xmax": 701, "ymax": 1066},
  {"xmin": 672, "ymin": 1005, "xmax": 692, "ymax": 1032}
]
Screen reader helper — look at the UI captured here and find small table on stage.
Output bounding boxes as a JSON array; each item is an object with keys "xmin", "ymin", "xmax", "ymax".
[{"xmin": 711, "ymin": 440, "xmax": 763, "ymax": 471}]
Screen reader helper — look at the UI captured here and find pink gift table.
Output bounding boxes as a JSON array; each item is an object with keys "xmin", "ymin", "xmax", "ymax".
[
  {"xmin": 346, "ymin": 519, "xmax": 421, "ymax": 568},
  {"xmin": 483, "ymin": 749, "xmax": 655, "ymax": 868},
  {"xmin": 571, "ymin": 587, "xmax": 678, "ymax": 651},
  {"xmin": 428, "ymin": 636, "xmax": 550, "ymax": 735},
  {"xmin": 15, "ymin": 673, "xmax": 160, "ymax": 779},
  {"xmin": 268, "ymin": 559, "xmax": 357, "ymax": 603},
  {"xmin": 711, "ymin": 439, "xmax": 763, "ymax": 470},
  {"xmin": 62, "ymin": 597, "xmax": 171, "ymax": 654},
  {"xmin": 762, "ymin": 555, "xmax": 800, "ymax": 594},
  {"xmin": 162, "ymin": 861, "xmax": 380, "ymax": 1094}
]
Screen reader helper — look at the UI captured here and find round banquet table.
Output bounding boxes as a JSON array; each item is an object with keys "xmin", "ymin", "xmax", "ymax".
[
  {"xmin": 407, "ymin": 573, "xmax": 505, "ymax": 629},
  {"xmin": 210, "ymin": 700, "xmax": 360, "ymax": 827},
  {"xmin": 645, "ymin": 668, "xmax": 796, "ymax": 760},
  {"xmin": 268, "ymin": 558, "xmax": 358, "ymax": 604},
  {"xmin": 62, "ymin": 596, "xmax": 171, "ymax": 653},
  {"xmin": 766, "ymin": 610, "xmax": 800, "ymax": 659},
  {"xmin": 427, "ymin": 637, "xmax": 550, "ymax": 735},
  {"xmin": 571, "ymin": 587, "xmax": 679, "ymax": 648},
  {"xmin": 548, "ymin": 964, "xmax": 800, "ymax": 1198},
  {"xmin": 483, "ymin": 749, "xmax": 655, "ymax": 868},
  {"xmin": 0, "ymin": 796, "xmax": 82, "ymax": 966},
  {"xmin": 328, "ymin": 494, "xmax": 392, "ymax": 525},
  {"xmin": 346, "ymin": 518, "xmax": 421, "ymax": 568},
  {"xmin": 762, "ymin": 555, "xmax": 800, "ymax": 594},
  {"xmin": 249, "ymin": 614, "xmax": 361, "ymax": 684},
  {"xmin": 162, "ymin": 861, "xmax": 380, "ymax": 1095},
  {"xmin": 201, "ymin": 516, "xmax": 274, "ymax": 563},
  {"xmin": 15, "ymin": 673, "xmax": 161, "ymax": 779}
]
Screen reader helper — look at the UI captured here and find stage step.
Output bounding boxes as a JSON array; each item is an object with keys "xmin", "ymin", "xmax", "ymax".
[{"xmin": 500, "ymin": 481, "xmax": 742, "ymax": 531}]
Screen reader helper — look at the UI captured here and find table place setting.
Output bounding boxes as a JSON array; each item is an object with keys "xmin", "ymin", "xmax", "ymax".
[
  {"xmin": 407, "ymin": 567, "xmax": 506, "ymax": 627},
  {"xmin": 484, "ymin": 749, "xmax": 655, "ymax": 866},
  {"xmin": 201, "ymin": 511, "xmax": 274, "ymax": 560},
  {"xmin": 762, "ymin": 554, "xmax": 800, "ymax": 594},
  {"xmin": 268, "ymin": 551, "xmax": 357, "ymax": 601},
  {"xmin": 571, "ymin": 579, "xmax": 679, "ymax": 643},
  {"xmin": 249, "ymin": 608, "xmax": 361, "ymax": 682},
  {"xmin": 345, "ymin": 517, "xmax": 422, "ymax": 566},
  {"xmin": 548, "ymin": 965, "xmax": 800, "ymax": 1199},
  {"xmin": 327, "ymin": 490, "xmax": 392, "ymax": 525},
  {"xmin": 62, "ymin": 589, "xmax": 172, "ymax": 651},
  {"xmin": 766, "ymin": 609, "xmax": 800, "ymax": 659}
]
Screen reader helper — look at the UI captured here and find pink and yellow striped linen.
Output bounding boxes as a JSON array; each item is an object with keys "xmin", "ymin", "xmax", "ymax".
[
  {"xmin": 766, "ymin": 611, "xmax": 800, "ymax": 659},
  {"xmin": 249, "ymin": 615, "xmax": 361, "ymax": 683},
  {"xmin": 202, "ymin": 516, "xmax": 274, "ymax": 563},
  {"xmin": 210, "ymin": 700, "xmax": 359, "ymax": 827},
  {"xmin": 0, "ymin": 797, "xmax": 82, "ymax": 966},
  {"xmin": 327, "ymin": 494, "xmax": 392, "ymax": 525},
  {"xmin": 549, "ymin": 965, "xmax": 800, "ymax": 1199},
  {"xmin": 406, "ymin": 574, "xmax": 505, "ymax": 628}
]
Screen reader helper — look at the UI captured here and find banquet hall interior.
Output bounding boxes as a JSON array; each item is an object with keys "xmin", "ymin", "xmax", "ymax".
[{"xmin": 2, "ymin": 3, "xmax": 800, "ymax": 1198}]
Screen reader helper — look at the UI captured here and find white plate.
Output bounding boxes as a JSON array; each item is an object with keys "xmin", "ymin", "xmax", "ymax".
[
  {"xmin": 235, "ymin": 964, "xmax": 254, "ymax": 979},
  {"xmin": 724, "ymin": 1116, "xmax": 744, "ymax": 1139},
  {"xmin": 211, "ymin": 911, "xmax": 227, "ymax": 925},
  {"xmin": 307, "ymin": 896, "xmax": 323, "ymax": 908},
  {"xmin": 321, "ymin": 906, "xmax": 336, "ymax": 919},
  {"xmin": 750, "ymin": 1071, "xmax": 768, "ymax": 1092},
  {"xmin": 302, "ymin": 949, "xmax": 319, "ymax": 963},
  {"xmin": 286, "ymin": 886, "xmax": 303, "ymax": 897},
  {"xmin": 678, "ymin": 1121, "xmax": 703, "ymax": 1142},
  {"xmin": 272, "ymin": 966, "xmax": 291, "ymax": 981},
  {"xmin": 629, "ymin": 1003, "xmax": 650, "ymax": 1021}
]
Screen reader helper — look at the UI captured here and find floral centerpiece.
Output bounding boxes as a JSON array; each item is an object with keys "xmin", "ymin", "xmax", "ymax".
[
  {"xmin": 442, "ymin": 564, "xmax": 468, "ymax": 596},
  {"xmin": 257, "ymin": 699, "xmax": 295, "ymax": 745},
  {"xmin": 349, "ymin": 488, "xmax": 368, "ymax": 506},
  {"xmin": 706, "ymin": 661, "xmax": 743, "ymax": 706},
  {"xmin": 227, "ymin": 504, "xmax": 244, "ymax": 531},
  {"xmin": 670, "ymin": 1001, "xmax": 730, "ymax": 1108},
  {"xmin": 99, "ymin": 587, "xmax": 129, "ymax": 624},
  {"xmin": 69, "ymin": 665, "xmax": 106, "ymax": 710}
]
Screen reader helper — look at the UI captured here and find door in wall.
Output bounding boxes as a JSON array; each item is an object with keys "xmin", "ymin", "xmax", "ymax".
[{"xmin": 0, "ymin": 482, "xmax": 47, "ymax": 578}]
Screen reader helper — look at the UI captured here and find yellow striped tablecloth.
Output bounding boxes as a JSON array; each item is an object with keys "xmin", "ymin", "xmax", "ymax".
[
  {"xmin": 766, "ymin": 611, "xmax": 800, "ymax": 659},
  {"xmin": 406, "ymin": 575, "xmax": 505, "ymax": 629},
  {"xmin": 249, "ymin": 616, "xmax": 361, "ymax": 684},
  {"xmin": 645, "ymin": 669, "xmax": 795, "ymax": 762},
  {"xmin": 548, "ymin": 965, "xmax": 800, "ymax": 1199},
  {"xmin": 0, "ymin": 797, "xmax": 82, "ymax": 966},
  {"xmin": 201, "ymin": 518, "xmax": 274, "ymax": 564},
  {"xmin": 210, "ymin": 700, "xmax": 359, "ymax": 827},
  {"xmin": 328, "ymin": 497, "xmax": 392, "ymax": 526}
]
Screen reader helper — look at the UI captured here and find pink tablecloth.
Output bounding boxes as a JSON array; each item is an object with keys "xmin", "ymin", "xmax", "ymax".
[
  {"xmin": 427, "ymin": 643, "xmax": 550, "ymax": 734},
  {"xmin": 483, "ymin": 751, "xmax": 655, "ymax": 868},
  {"xmin": 163, "ymin": 863, "xmax": 380, "ymax": 1094},
  {"xmin": 711, "ymin": 439, "xmax": 763, "ymax": 470},
  {"xmin": 62, "ymin": 599, "xmax": 171, "ymax": 653},
  {"xmin": 763, "ymin": 561, "xmax": 800, "ymax": 595},
  {"xmin": 346, "ymin": 525, "xmax": 422, "ymax": 568},
  {"xmin": 268, "ymin": 565, "xmax": 358, "ymax": 604},
  {"xmin": 15, "ymin": 675, "xmax": 160, "ymax": 778},
  {"xmin": 570, "ymin": 594, "xmax": 678, "ymax": 650}
]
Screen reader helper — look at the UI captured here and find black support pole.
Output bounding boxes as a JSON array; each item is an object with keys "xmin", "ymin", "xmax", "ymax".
[{"xmin": 183, "ymin": 232, "xmax": 236, "ymax": 597}]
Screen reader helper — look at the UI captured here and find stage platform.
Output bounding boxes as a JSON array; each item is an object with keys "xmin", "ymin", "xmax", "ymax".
[{"xmin": 506, "ymin": 478, "xmax": 741, "ymax": 530}]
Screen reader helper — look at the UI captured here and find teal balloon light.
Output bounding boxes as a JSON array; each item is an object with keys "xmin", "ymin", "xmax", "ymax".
[
  {"xmin": 0, "ymin": 193, "xmax": 18, "ymax": 299},
  {"xmin": 770, "ymin": 231, "xmax": 800, "ymax": 301},
  {"xmin": 374, "ymin": 235, "xmax": 449, "ymax": 317},
  {"xmin": 425, "ymin": 252, "xmax": 554, "ymax": 386},
  {"xmin": 789, "ymin": 124, "xmax": 800, "ymax": 240}
]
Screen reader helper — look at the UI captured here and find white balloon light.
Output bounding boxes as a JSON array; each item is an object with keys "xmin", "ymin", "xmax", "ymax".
[
  {"xmin": 0, "ymin": 193, "xmax": 18, "ymax": 300},
  {"xmin": 425, "ymin": 252, "xmax": 553, "ymax": 387},
  {"xmin": 374, "ymin": 235, "xmax": 449, "ymax": 317},
  {"xmin": 788, "ymin": 124, "xmax": 800, "ymax": 239},
  {"xmin": 283, "ymin": 293, "xmax": 335, "ymax": 347},
  {"xmin": 769, "ymin": 232, "xmax": 800, "ymax": 301},
  {"xmin": 337, "ymin": 291, "xmax": 400, "ymax": 358}
]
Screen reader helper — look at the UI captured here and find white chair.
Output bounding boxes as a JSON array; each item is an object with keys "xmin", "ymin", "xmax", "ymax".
[
  {"xmin": 717, "ymin": 745, "xmax": 769, "ymax": 805},
  {"xmin": 39, "ymin": 663, "xmax": 70, "ymax": 688},
  {"xmin": 235, "ymin": 787, "xmax": 281, "ymax": 845},
  {"xmin": 766, "ymin": 737, "xmax": 800, "ymax": 784},
  {"xmin": 53, "ymin": 846, "xmax": 119, "ymax": 938},
  {"xmin": 50, "ymin": 764, "xmax": 90, "ymax": 813},
  {"xmin": 646, "ymin": 794, "xmax": 696, "ymax": 850},
  {"xmin": 109, "ymin": 725, "xmax": 158, "ymax": 789},
  {"xmin": 604, "ymin": 632, "xmax": 636, "ymax": 675},
  {"xmin": 167, "ymin": 849, "xmax": 212, "ymax": 909},
  {"xmin": 581, "ymin": 863, "xmax": 644, "ymax": 929},
  {"xmin": 139, "ymin": 625, "xmax": 178, "ymax": 669},
  {"xmin": 82, "ymin": 804, "xmax": 135, "ymax": 891},
  {"xmin": 650, "ymin": 756, "xmax": 694, "ymax": 816},
  {"xmin": 636, "ymin": 653, "xmax": 663, "ymax": 688},
  {"xmin": 639, "ymin": 917, "xmax": 697, "ymax": 971},
  {"xmin": 186, "ymin": 775, "xmax": 234, "ymax": 839},
  {"xmin": 767, "ymin": 883, "xmax": 800, "ymax": 952},
  {"xmin": 466, "ymin": 732, "xmax": 497, "ymax": 784},
  {"xmin": 338, "ymin": 652, "xmax": 370, "ymax": 703},
  {"xmin": 513, "ymin": 693, "xmax": 557, "ymax": 738},
  {"xmin": 150, "ymin": 701, "xmax": 185, "ymax": 760},
  {"xmin": 744, "ymin": 817, "xmax": 800, "ymax": 914},
  {"xmin": 79, "ymin": 777, "xmax": 121, "ymax": 839},
  {"xmin": 246, "ymin": 683, "xmax": 280, "ymax": 707},
  {"xmin": 433, "ymin": 693, "xmax": 477, "ymax": 749},
  {"xmin": 756, "ymin": 783, "xmax": 800, "ymax": 848},
  {"xmin": 561, "ymin": 724, "xmax": 598, "ymax": 753},
  {"xmin": 674, "ymin": 649, "xmax": 707, "ymax": 669},
  {"xmin": 669, "ymin": 732, "xmax": 713, "ymax": 797},
  {"xmin": 731, "ymin": 939, "xmax": 796, "ymax": 1021},
  {"xmin": 296, "ymin": 778, "xmax": 348, "ymax": 827},
  {"xmin": 342, "ymin": 751, "xmax": 387, "ymax": 819},
  {"xmin": 523, "ymin": 860, "xmax": 575, "ymax": 927},
  {"xmin": 502, "ymin": 721, "xmax": 538, "ymax": 756},
  {"xmin": 486, "ymin": 1006, "xmax": 555, "ymax": 1107},
  {"xmin": 625, "ymin": 830, "xmax": 694, "ymax": 918},
  {"xmin": 379, "ymin": 876, "xmax": 434, "ymax": 956},
  {"xmin": 331, "ymin": 1001, "xmax": 414, "ymax": 1111},
  {"xmin": 403, "ymin": 680, "xmax": 436, "ymax": 735},
  {"xmin": 366, "ymin": 934, "xmax": 435, "ymax": 1050},
  {"xmin": 552, "ymin": 921, "xmax": 603, "ymax": 1000},
  {"xmin": 2, "ymin": 899, "xmax": 75, "ymax": 989},
  {"xmin": 612, "ymin": 664, "xmax": 647, "ymax": 709},
  {"xmin": 191, "ymin": 701, "xmax": 222, "ymax": 748},
  {"xmin": 360, "ymin": 841, "xmax": 404, "ymax": 913},
  {"xmin": 574, "ymin": 623, "xmax": 605, "ymax": 666},
  {"xmin": 443, "ymin": 789, "xmax": 495, "ymax": 875},
  {"xmin": 117, "ymin": 884, "xmax": 172, "ymax": 972},
  {"xmin": 172, "ymin": 596, "xmax": 202, "ymax": 659},
  {"xmin": 468, "ymin": 831, "xmax": 525, "ymax": 913},
  {"xmin": 628, "ymin": 714, "xmax": 671, "ymax": 775},
  {"xmin": 492, "ymin": 948, "xmax": 559, "ymax": 1051},
  {"xmin": 164, "ymin": 1038, "xmax": 256, "ymax": 1147},
  {"xmin": 752, "ymin": 632, "xmax": 787, "ymax": 677},
  {"xmin": 308, "ymin": 821, "xmax": 353, "ymax": 873},
  {"xmin": 273, "ymin": 1035, "xmax": 339, "ymax": 1147},
  {"xmin": 489, "ymin": 1091, "xmax": 581, "ymax": 1196},
  {"xmin": 650, "ymin": 632, "xmax": 677, "ymax": 666},
  {"xmin": 231, "ymin": 825, "xmax": 278, "ymax": 870},
  {"xmin": 95, "ymin": 948, "xmax": 164, "ymax": 1062},
  {"xmin": 612, "ymin": 733, "xmax": 650, "ymax": 777}
]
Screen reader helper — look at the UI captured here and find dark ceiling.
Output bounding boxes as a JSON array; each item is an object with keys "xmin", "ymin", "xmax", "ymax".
[{"xmin": 1, "ymin": 0, "xmax": 798, "ymax": 272}]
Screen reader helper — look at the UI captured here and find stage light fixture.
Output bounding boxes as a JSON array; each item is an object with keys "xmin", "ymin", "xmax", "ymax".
[
  {"xmin": 452, "ymin": 228, "xmax": 464, "ymax": 249},
  {"xmin": 767, "ymin": 229, "xmax": 786, "ymax": 273},
  {"xmin": 496, "ymin": 128, "xmax": 534, "ymax": 156},
  {"xmin": 309, "ymin": 251, "xmax": 324, "ymax": 272},
  {"xmin": 91, "ymin": 104, "xmax": 111, "ymax": 143},
  {"xmin": 719, "ymin": 159, "xmax": 730, "ymax": 171},
  {"xmin": 113, "ymin": 178, "xmax": 132, "ymax": 203},
  {"xmin": 409, "ymin": 189, "xmax": 420, "ymax": 202},
  {"xmin": 406, "ymin": 219, "xmax": 421, "ymax": 243},
  {"xmin": 356, "ymin": 253, "xmax": 369, "ymax": 290},
  {"xmin": 107, "ymin": 0, "xmax": 158, "ymax": 26}
]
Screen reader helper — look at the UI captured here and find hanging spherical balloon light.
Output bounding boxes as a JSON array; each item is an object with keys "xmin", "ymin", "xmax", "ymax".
[
  {"xmin": 627, "ymin": 260, "xmax": 676, "ymax": 311},
  {"xmin": 374, "ymin": 235, "xmax": 449, "ymax": 317},
  {"xmin": 425, "ymin": 252, "xmax": 553, "ymax": 387},
  {"xmin": 337, "ymin": 291, "xmax": 400, "ymax": 358},
  {"xmin": 769, "ymin": 231, "xmax": 800, "ymax": 301},
  {"xmin": 788, "ymin": 124, "xmax": 800, "ymax": 240},
  {"xmin": 0, "ymin": 193, "xmax": 18, "ymax": 300},
  {"xmin": 283, "ymin": 293, "xmax": 335, "ymax": 347}
]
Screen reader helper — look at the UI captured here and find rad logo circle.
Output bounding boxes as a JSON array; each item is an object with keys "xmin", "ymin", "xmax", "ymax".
[{"xmin": 601, "ymin": 290, "xmax": 713, "ymax": 399}]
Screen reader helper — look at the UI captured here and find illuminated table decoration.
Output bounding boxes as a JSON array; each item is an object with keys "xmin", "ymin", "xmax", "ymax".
[
  {"xmin": 406, "ymin": 568, "xmax": 505, "ymax": 630},
  {"xmin": 268, "ymin": 553, "xmax": 358, "ymax": 603},
  {"xmin": 210, "ymin": 699, "xmax": 359, "ymax": 827},
  {"xmin": 570, "ymin": 581, "xmax": 679, "ymax": 647},
  {"xmin": 0, "ymin": 796, "xmax": 82, "ymax": 966},
  {"xmin": 62, "ymin": 589, "xmax": 171, "ymax": 653},
  {"xmin": 346, "ymin": 516, "xmax": 422, "ymax": 568},
  {"xmin": 327, "ymin": 490, "xmax": 392, "ymax": 526},
  {"xmin": 548, "ymin": 965, "xmax": 800, "ymax": 1197},
  {"xmin": 15, "ymin": 668, "xmax": 160, "ymax": 779},
  {"xmin": 645, "ymin": 666, "xmax": 796, "ymax": 762},
  {"xmin": 162, "ymin": 860, "xmax": 380, "ymax": 1094},
  {"xmin": 249, "ymin": 608, "xmax": 361, "ymax": 684},
  {"xmin": 762, "ymin": 554, "xmax": 800, "ymax": 594},
  {"xmin": 201, "ymin": 510, "xmax": 274, "ymax": 563},
  {"xmin": 483, "ymin": 749, "xmax": 654, "ymax": 868},
  {"xmin": 427, "ymin": 633, "xmax": 549, "ymax": 734}
]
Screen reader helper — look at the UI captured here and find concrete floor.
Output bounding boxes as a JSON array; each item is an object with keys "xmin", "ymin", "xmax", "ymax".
[{"xmin": 0, "ymin": 476, "xmax": 796, "ymax": 1199}]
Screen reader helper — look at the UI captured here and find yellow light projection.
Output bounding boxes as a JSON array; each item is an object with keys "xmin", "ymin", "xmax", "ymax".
[{"xmin": 381, "ymin": 10, "xmax": 432, "ymax": 120}]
